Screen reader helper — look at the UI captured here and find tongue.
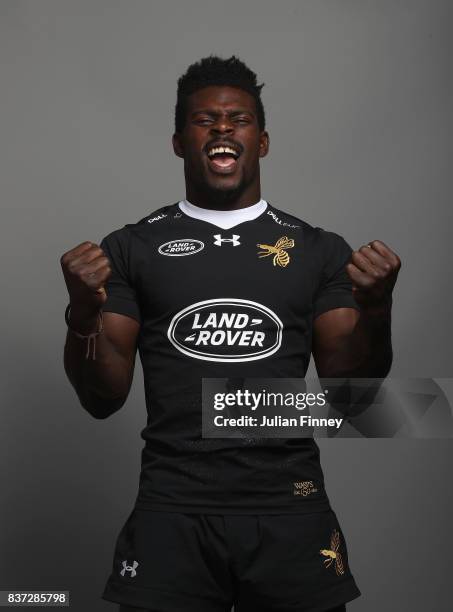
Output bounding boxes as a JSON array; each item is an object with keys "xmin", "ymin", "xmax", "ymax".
[{"xmin": 211, "ymin": 154, "xmax": 236, "ymax": 169}]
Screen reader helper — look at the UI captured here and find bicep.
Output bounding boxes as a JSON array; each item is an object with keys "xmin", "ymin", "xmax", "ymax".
[{"xmin": 312, "ymin": 307, "xmax": 360, "ymax": 376}]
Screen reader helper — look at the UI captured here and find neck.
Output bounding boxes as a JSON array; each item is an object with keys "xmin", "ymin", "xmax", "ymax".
[{"xmin": 185, "ymin": 179, "xmax": 261, "ymax": 211}]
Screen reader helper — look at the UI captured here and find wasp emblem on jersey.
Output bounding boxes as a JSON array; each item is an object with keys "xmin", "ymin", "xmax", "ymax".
[
  {"xmin": 320, "ymin": 529, "xmax": 345, "ymax": 576},
  {"xmin": 257, "ymin": 236, "xmax": 295, "ymax": 268}
]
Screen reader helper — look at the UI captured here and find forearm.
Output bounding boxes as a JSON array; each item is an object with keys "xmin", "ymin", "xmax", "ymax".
[
  {"xmin": 325, "ymin": 303, "xmax": 393, "ymax": 378},
  {"xmin": 64, "ymin": 308, "xmax": 132, "ymax": 417}
]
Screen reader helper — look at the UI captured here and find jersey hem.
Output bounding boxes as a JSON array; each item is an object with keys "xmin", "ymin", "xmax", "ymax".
[
  {"xmin": 133, "ymin": 498, "xmax": 332, "ymax": 514},
  {"xmin": 102, "ymin": 581, "xmax": 230, "ymax": 612},
  {"xmin": 101, "ymin": 298, "xmax": 141, "ymax": 323},
  {"xmin": 313, "ymin": 293, "xmax": 361, "ymax": 319},
  {"xmin": 301, "ymin": 576, "xmax": 361, "ymax": 611}
]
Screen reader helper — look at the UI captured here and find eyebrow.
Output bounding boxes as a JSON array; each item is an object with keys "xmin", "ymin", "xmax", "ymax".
[{"xmin": 191, "ymin": 109, "xmax": 255, "ymax": 117}]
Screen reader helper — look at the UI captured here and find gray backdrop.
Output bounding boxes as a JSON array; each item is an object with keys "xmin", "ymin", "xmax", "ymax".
[{"xmin": 1, "ymin": 1, "xmax": 451, "ymax": 610}]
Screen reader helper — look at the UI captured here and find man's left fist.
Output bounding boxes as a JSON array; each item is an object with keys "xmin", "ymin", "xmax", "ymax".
[{"xmin": 346, "ymin": 240, "xmax": 401, "ymax": 312}]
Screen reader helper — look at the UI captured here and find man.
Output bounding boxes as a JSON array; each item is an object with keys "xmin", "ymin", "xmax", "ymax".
[{"xmin": 61, "ymin": 56, "xmax": 401, "ymax": 611}]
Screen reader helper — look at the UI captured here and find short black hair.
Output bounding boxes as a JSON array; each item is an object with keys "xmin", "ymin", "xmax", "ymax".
[{"xmin": 175, "ymin": 55, "xmax": 266, "ymax": 133}]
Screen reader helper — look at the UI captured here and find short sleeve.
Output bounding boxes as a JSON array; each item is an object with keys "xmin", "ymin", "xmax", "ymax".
[
  {"xmin": 312, "ymin": 229, "xmax": 360, "ymax": 319},
  {"xmin": 99, "ymin": 229, "xmax": 141, "ymax": 323}
]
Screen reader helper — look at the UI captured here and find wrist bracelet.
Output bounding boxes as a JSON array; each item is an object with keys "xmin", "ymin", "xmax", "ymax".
[{"xmin": 65, "ymin": 303, "xmax": 104, "ymax": 360}]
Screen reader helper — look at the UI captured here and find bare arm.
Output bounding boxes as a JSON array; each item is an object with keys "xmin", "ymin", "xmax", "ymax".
[
  {"xmin": 313, "ymin": 305, "xmax": 392, "ymax": 378},
  {"xmin": 61, "ymin": 241, "xmax": 140, "ymax": 419},
  {"xmin": 64, "ymin": 308, "xmax": 140, "ymax": 418},
  {"xmin": 312, "ymin": 239, "xmax": 401, "ymax": 378}
]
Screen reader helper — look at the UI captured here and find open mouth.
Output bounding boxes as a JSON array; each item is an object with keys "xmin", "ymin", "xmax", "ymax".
[{"xmin": 206, "ymin": 144, "xmax": 241, "ymax": 174}]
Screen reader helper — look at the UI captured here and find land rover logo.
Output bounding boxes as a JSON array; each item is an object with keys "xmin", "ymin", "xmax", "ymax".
[
  {"xmin": 167, "ymin": 298, "xmax": 283, "ymax": 362},
  {"xmin": 158, "ymin": 239, "xmax": 204, "ymax": 256}
]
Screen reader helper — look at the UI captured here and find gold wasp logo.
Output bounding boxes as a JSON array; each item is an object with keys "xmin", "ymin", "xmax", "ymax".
[
  {"xmin": 257, "ymin": 236, "xmax": 295, "ymax": 268},
  {"xmin": 320, "ymin": 529, "xmax": 345, "ymax": 576}
]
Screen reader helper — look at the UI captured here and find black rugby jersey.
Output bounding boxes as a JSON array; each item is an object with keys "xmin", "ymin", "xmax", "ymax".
[{"xmin": 99, "ymin": 201, "xmax": 360, "ymax": 514}]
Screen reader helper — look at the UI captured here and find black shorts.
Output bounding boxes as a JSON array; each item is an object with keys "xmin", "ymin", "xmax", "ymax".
[{"xmin": 102, "ymin": 508, "xmax": 361, "ymax": 611}]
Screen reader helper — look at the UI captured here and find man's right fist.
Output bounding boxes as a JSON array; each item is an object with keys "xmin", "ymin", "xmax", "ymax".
[{"xmin": 60, "ymin": 241, "xmax": 112, "ymax": 311}]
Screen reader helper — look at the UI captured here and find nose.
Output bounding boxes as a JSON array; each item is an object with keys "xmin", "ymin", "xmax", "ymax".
[{"xmin": 211, "ymin": 116, "xmax": 234, "ymax": 135}]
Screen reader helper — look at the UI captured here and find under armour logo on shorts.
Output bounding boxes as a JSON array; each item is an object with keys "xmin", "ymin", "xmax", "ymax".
[{"xmin": 120, "ymin": 560, "xmax": 139, "ymax": 577}]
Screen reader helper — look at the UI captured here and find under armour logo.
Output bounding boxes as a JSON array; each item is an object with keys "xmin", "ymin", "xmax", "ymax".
[
  {"xmin": 213, "ymin": 234, "xmax": 241, "ymax": 247},
  {"xmin": 120, "ymin": 560, "xmax": 139, "ymax": 577}
]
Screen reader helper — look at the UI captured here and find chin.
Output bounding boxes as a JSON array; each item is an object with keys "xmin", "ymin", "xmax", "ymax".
[
  {"xmin": 209, "ymin": 179, "xmax": 242, "ymax": 192},
  {"xmin": 207, "ymin": 171, "xmax": 248, "ymax": 192},
  {"xmin": 203, "ymin": 181, "xmax": 244, "ymax": 203}
]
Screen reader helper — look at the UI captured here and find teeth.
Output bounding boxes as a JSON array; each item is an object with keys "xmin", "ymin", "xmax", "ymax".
[{"xmin": 207, "ymin": 146, "xmax": 238, "ymax": 158}]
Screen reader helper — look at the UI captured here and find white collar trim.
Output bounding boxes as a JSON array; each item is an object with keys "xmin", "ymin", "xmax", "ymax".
[{"xmin": 178, "ymin": 199, "xmax": 268, "ymax": 230}]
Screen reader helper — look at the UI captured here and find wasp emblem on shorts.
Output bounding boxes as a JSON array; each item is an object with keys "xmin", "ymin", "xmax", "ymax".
[
  {"xmin": 320, "ymin": 529, "xmax": 345, "ymax": 576},
  {"xmin": 257, "ymin": 236, "xmax": 295, "ymax": 268}
]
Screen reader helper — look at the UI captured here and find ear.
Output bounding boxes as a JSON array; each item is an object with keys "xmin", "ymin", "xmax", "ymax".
[
  {"xmin": 259, "ymin": 131, "xmax": 270, "ymax": 158},
  {"xmin": 172, "ymin": 133, "xmax": 184, "ymax": 158}
]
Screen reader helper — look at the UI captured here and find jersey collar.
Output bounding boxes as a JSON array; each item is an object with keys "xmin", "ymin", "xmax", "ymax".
[{"xmin": 177, "ymin": 199, "xmax": 268, "ymax": 230}]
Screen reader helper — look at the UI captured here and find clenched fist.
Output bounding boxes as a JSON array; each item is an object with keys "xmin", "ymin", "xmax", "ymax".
[
  {"xmin": 346, "ymin": 240, "xmax": 401, "ymax": 313},
  {"xmin": 60, "ymin": 241, "xmax": 111, "ymax": 312}
]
